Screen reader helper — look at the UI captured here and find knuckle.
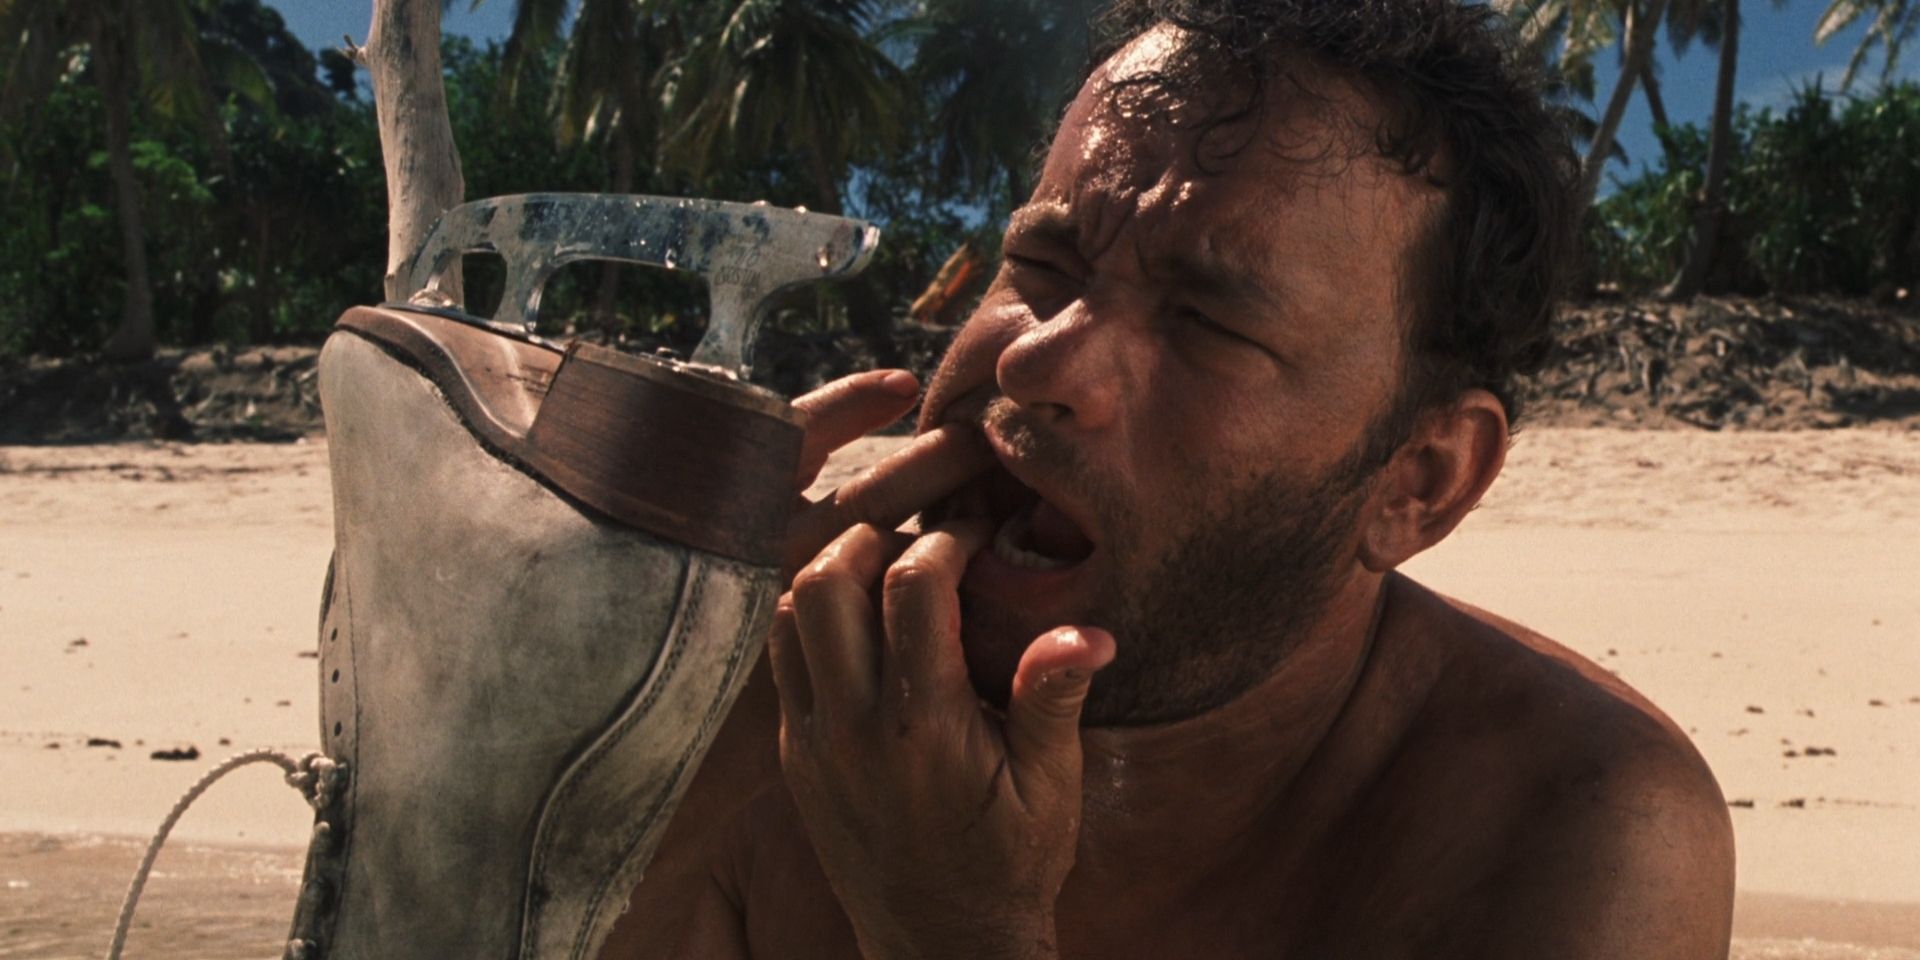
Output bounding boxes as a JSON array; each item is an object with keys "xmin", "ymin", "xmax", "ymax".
[
  {"xmin": 882, "ymin": 560, "xmax": 941, "ymax": 597},
  {"xmin": 1030, "ymin": 695, "xmax": 1082, "ymax": 722},
  {"xmin": 794, "ymin": 375, "xmax": 855, "ymax": 412},
  {"xmin": 789, "ymin": 564, "xmax": 846, "ymax": 603},
  {"xmin": 832, "ymin": 478, "xmax": 883, "ymax": 525}
]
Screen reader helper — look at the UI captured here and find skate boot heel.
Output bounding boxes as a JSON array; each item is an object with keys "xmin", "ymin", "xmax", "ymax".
[{"xmin": 294, "ymin": 195, "xmax": 878, "ymax": 960}]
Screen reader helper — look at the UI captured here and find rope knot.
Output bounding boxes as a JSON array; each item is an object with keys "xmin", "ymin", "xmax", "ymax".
[{"xmin": 107, "ymin": 747, "xmax": 339, "ymax": 960}]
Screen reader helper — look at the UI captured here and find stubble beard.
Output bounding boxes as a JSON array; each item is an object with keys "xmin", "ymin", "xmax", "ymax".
[{"xmin": 959, "ymin": 401, "xmax": 1376, "ymax": 726}]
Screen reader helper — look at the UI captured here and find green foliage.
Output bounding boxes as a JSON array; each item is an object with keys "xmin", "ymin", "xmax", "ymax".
[
  {"xmin": 1590, "ymin": 80, "xmax": 1920, "ymax": 296},
  {"xmin": 887, "ymin": 0, "xmax": 1099, "ymax": 215},
  {"xmin": 4, "ymin": 0, "xmax": 1082, "ymax": 359},
  {"xmin": 36, "ymin": 0, "xmax": 1914, "ymax": 363},
  {"xmin": 0, "ymin": 67, "xmax": 119, "ymax": 357}
]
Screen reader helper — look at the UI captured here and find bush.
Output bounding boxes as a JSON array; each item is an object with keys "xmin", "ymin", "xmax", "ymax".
[{"xmin": 1590, "ymin": 81, "xmax": 1920, "ymax": 298}]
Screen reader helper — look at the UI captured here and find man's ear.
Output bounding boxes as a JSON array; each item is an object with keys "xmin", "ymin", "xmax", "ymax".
[{"xmin": 1357, "ymin": 389, "xmax": 1508, "ymax": 572}]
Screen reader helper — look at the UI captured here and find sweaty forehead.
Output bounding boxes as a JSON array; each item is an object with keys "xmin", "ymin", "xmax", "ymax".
[{"xmin": 1026, "ymin": 26, "xmax": 1439, "ymax": 318}]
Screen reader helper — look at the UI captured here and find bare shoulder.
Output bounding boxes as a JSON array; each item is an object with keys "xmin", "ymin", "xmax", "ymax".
[{"xmin": 1383, "ymin": 578, "xmax": 1735, "ymax": 958}]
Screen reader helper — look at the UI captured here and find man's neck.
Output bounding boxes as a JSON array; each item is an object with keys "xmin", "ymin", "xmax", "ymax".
[{"xmin": 1067, "ymin": 570, "xmax": 1395, "ymax": 899}]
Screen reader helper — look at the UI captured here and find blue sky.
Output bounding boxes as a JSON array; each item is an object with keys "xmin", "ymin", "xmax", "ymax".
[
  {"xmin": 1584, "ymin": 2, "xmax": 1919, "ymax": 192},
  {"xmin": 278, "ymin": 2, "xmax": 518, "ymax": 63},
  {"xmin": 282, "ymin": 1, "xmax": 1915, "ymax": 196}
]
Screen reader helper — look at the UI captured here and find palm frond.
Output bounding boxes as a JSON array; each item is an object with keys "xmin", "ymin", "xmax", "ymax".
[
  {"xmin": 498, "ymin": 0, "xmax": 572, "ymax": 103},
  {"xmin": 1884, "ymin": 1, "xmax": 1918, "ymax": 82},
  {"xmin": 0, "ymin": 0, "xmax": 76, "ymax": 121},
  {"xmin": 199, "ymin": 38, "xmax": 272, "ymax": 108},
  {"xmin": 1815, "ymin": 0, "xmax": 1867, "ymax": 44},
  {"xmin": 131, "ymin": 0, "xmax": 215, "ymax": 128}
]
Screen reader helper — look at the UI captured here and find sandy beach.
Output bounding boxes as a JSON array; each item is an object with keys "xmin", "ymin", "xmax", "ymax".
[{"xmin": 2, "ymin": 428, "xmax": 1917, "ymax": 958}]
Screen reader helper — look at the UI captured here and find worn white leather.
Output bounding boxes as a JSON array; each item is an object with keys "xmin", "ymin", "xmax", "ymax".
[{"xmin": 307, "ymin": 330, "xmax": 778, "ymax": 959}]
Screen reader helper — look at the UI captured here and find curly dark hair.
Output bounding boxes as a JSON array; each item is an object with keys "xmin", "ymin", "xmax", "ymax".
[{"xmin": 1091, "ymin": 0, "xmax": 1581, "ymax": 448}]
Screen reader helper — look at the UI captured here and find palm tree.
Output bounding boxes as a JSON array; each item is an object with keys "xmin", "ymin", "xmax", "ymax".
[
  {"xmin": 0, "ymin": 0, "xmax": 255, "ymax": 361},
  {"xmin": 1666, "ymin": 0, "xmax": 1743, "ymax": 299},
  {"xmin": 656, "ymin": 0, "xmax": 908, "ymax": 352},
  {"xmin": 661, "ymin": 0, "xmax": 906, "ymax": 217},
  {"xmin": 491, "ymin": 0, "xmax": 664, "ymax": 168},
  {"xmin": 487, "ymin": 0, "xmax": 644, "ymax": 332},
  {"xmin": 555, "ymin": 0, "xmax": 671, "ymax": 333},
  {"xmin": 503, "ymin": 0, "xmax": 912, "ymax": 344},
  {"xmin": 1639, "ymin": 57, "xmax": 1673, "ymax": 136},
  {"xmin": 889, "ymin": 0, "xmax": 1098, "ymax": 215},
  {"xmin": 1816, "ymin": 0, "xmax": 1920, "ymax": 90},
  {"xmin": 1502, "ymin": 0, "xmax": 1626, "ymax": 163},
  {"xmin": 1498, "ymin": 0, "xmax": 1674, "ymax": 209},
  {"xmin": 868, "ymin": 0, "xmax": 1098, "ymax": 327},
  {"xmin": 1581, "ymin": 0, "xmax": 1674, "ymax": 209}
]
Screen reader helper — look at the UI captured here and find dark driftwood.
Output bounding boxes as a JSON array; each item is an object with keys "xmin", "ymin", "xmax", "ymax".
[{"xmin": 336, "ymin": 306, "xmax": 802, "ymax": 566}]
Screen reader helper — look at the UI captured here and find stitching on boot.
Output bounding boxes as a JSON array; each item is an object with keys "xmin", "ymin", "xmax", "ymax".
[
  {"xmin": 520, "ymin": 553, "xmax": 702, "ymax": 956},
  {"xmin": 569, "ymin": 558, "xmax": 776, "ymax": 960}
]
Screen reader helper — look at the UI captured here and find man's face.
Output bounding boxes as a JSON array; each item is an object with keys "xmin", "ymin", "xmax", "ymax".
[{"xmin": 917, "ymin": 28, "xmax": 1440, "ymax": 724}]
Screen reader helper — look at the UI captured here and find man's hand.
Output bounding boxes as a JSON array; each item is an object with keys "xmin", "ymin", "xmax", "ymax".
[
  {"xmin": 768, "ymin": 520, "xmax": 1117, "ymax": 960},
  {"xmin": 784, "ymin": 370, "xmax": 993, "ymax": 578}
]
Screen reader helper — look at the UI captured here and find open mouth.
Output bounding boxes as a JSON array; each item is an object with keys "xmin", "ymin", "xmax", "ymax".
[{"xmin": 942, "ymin": 459, "xmax": 1097, "ymax": 572}]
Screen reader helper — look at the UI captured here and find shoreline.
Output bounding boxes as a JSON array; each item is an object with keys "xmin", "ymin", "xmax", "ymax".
[{"xmin": 3, "ymin": 429, "xmax": 1917, "ymax": 955}]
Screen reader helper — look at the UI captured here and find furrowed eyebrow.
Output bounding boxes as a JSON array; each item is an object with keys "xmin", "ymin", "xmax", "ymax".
[{"xmin": 1004, "ymin": 202, "xmax": 1290, "ymax": 320}]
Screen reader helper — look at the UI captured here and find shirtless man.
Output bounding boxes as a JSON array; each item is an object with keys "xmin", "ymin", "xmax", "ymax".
[{"xmin": 604, "ymin": 2, "xmax": 1735, "ymax": 957}]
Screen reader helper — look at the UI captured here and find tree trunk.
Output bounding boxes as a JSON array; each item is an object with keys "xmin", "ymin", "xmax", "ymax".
[
  {"xmin": 1667, "ymin": 0, "xmax": 1739, "ymax": 301},
  {"xmin": 1640, "ymin": 58, "xmax": 1671, "ymax": 134},
  {"xmin": 594, "ymin": 130, "xmax": 638, "ymax": 341},
  {"xmin": 843, "ymin": 275, "xmax": 901, "ymax": 368},
  {"xmin": 1641, "ymin": 56, "xmax": 1678, "ymax": 167},
  {"xmin": 1577, "ymin": 0, "xmax": 1671, "ymax": 209},
  {"xmin": 1904, "ymin": 209, "xmax": 1920, "ymax": 291},
  {"xmin": 367, "ymin": 0, "xmax": 465, "ymax": 303},
  {"xmin": 97, "ymin": 46, "xmax": 157, "ymax": 364}
]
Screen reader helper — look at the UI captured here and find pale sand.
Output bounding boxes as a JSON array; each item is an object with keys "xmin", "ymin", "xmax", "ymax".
[{"xmin": 1, "ymin": 428, "xmax": 1917, "ymax": 956}]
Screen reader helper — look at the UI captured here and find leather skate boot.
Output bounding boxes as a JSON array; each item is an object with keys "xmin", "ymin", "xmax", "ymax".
[{"xmin": 287, "ymin": 195, "xmax": 879, "ymax": 960}]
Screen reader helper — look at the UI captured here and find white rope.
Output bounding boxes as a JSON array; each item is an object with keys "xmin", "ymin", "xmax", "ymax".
[{"xmin": 105, "ymin": 748, "xmax": 331, "ymax": 960}]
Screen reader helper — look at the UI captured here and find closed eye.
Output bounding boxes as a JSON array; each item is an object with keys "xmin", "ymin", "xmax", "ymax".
[
  {"xmin": 1006, "ymin": 252, "xmax": 1071, "ymax": 277},
  {"xmin": 1179, "ymin": 307, "xmax": 1246, "ymax": 341},
  {"xmin": 1006, "ymin": 253, "xmax": 1077, "ymax": 315},
  {"xmin": 1174, "ymin": 307, "xmax": 1282, "ymax": 365}
]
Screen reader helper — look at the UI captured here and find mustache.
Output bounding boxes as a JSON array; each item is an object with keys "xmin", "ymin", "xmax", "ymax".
[
  {"xmin": 978, "ymin": 397, "xmax": 1130, "ymax": 533},
  {"xmin": 980, "ymin": 396, "xmax": 1084, "ymax": 477}
]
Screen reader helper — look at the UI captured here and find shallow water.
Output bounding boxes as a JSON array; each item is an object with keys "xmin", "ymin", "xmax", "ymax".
[{"xmin": 0, "ymin": 833, "xmax": 299, "ymax": 960}]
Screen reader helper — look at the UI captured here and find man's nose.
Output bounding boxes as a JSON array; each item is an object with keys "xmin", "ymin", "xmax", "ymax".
[{"xmin": 994, "ymin": 298, "xmax": 1129, "ymax": 431}]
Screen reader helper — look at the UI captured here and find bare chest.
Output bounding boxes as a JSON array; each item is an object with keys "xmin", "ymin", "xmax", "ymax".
[{"xmin": 729, "ymin": 807, "xmax": 1497, "ymax": 960}]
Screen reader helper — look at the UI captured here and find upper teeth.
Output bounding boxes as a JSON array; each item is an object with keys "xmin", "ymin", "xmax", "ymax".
[{"xmin": 993, "ymin": 512, "xmax": 1071, "ymax": 570}]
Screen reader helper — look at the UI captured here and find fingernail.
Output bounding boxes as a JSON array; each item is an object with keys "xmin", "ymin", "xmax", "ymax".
[{"xmin": 879, "ymin": 371, "xmax": 919, "ymax": 396}]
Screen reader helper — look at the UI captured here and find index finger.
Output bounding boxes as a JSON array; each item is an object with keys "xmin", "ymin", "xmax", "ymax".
[
  {"xmin": 784, "ymin": 425, "xmax": 993, "ymax": 577},
  {"xmin": 879, "ymin": 518, "xmax": 996, "ymax": 701},
  {"xmin": 791, "ymin": 370, "xmax": 920, "ymax": 488}
]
